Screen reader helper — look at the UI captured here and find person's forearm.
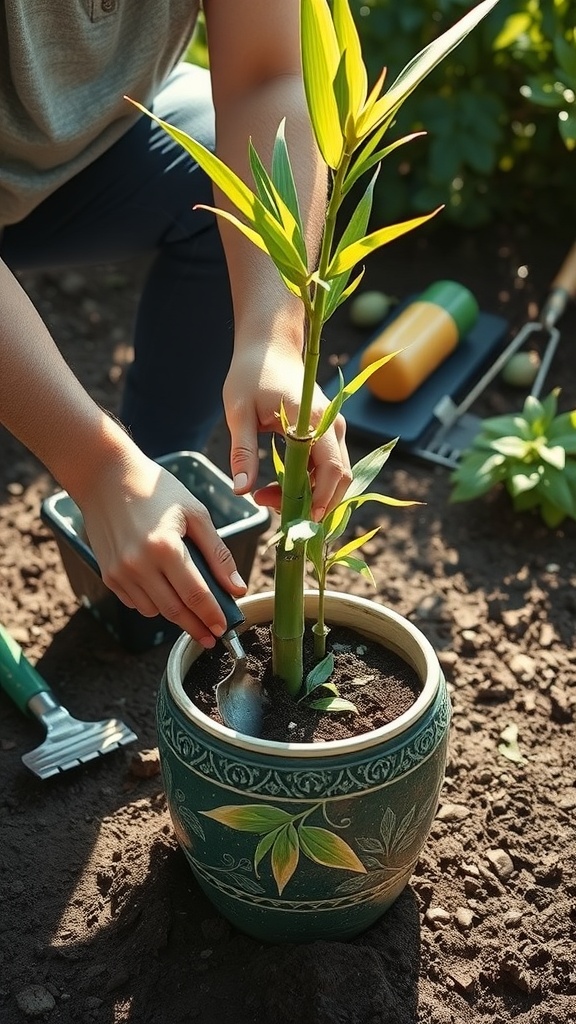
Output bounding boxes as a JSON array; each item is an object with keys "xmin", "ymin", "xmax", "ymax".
[
  {"xmin": 0, "ymin": 259, "xmax": 134, "ymax": 501},
  {"xmin": 214, "ymin": 74, "xmax": 328, "ymax": 348}
]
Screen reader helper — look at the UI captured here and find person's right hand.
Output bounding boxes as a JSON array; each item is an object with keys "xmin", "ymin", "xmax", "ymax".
[{"xmin": 75, "ymin": 447, "xmax": 247, "ymax": 646}]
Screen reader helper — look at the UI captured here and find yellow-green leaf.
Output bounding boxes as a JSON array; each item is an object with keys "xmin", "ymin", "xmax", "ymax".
[
  {"xmin": 201, "ymin": 804, "xmax": 292, "ymax": 832},
  {"xmin": 333, "ymin": 0, "xmax": 368, "ymax": 118},
  {"xmin": 127, "ymin": 99, "xmax": 308, "ymax": 280},
  {"xmin": 298, "ymin": 826, "xmax": 367, "ymax": 871},
  {"xmin": 271, "ymin": 824, "xmax": 300, "ymax": 895},
  {"xmin": 358, "ymin": 0, "xmax": 500, "ymax": 136},
  {"xmin": 330, "ymin": 208, "xmax": 442, "ymax": 275},
  {"xmin": 328, "ymin": 526, "xmax": 380, "ymax": 562},
  {"xmin": 301, "ymin": 0, "xmax": 344, "ymax": 168}
]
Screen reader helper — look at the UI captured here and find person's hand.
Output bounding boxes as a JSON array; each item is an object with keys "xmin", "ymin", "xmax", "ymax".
[
  {"xmin": 76, "ymin": 447, "xmax": 247, "ymax": 646},
  {"xmin": 223, "ymin": 338, "xmax": 352, "ymax": 519}
]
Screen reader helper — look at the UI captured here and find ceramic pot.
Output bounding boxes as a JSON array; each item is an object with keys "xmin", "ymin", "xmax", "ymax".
[{"xmin": 157, "ymin": 591, "xmax": 451, "ymax": 943}]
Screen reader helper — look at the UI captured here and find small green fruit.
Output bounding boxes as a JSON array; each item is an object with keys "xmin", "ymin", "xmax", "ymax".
[
  {"xmin": 501, "ymin": 350, "xmax": 541, "ymax": 388},
  {"xmin": 349, "ymin": 290, "xmax": 395, "ymax": 328}
]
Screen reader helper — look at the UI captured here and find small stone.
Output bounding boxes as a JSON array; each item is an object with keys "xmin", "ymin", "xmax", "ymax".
[
  {"xmin": 15, "ymin": 985, "xmax": 56, "ymax": 1017},
  {"xmin": 486, "ymin": 848, "xmax": 515, "ymax": 881},
  {"xmin": 436, "ymin": 802, "xmax": 470, "ymax": 823},
  {"xmin": 425, "ymin": 907, "xmax": 451, "ymax": 929},
  {"xmin": 130, "ymin": 748, "xmax": 161, "ymax": 778},
  {"xmin": 503, "ymin": 910, "xmax": 523, "ymax": 928},
  {"xmin": 7, "ymin": 481, "xmax": 24, "ymax": 496},
  {"xmin": 448, "ymin": 966, "xmax": 475, "ymax": 993},
  {"xmin": 455, "ymin": 907, "xmax": 474, "ymax": 931}
]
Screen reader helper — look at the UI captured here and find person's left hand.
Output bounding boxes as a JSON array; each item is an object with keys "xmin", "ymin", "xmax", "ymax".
[{"xmin": 222, "ymin": 337, "xmax": 352, "ymax": 520}]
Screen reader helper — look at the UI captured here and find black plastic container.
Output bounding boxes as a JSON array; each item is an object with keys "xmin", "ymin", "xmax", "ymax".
[{"xmin": 41, "ymin": 451, "xmax": 270, "ymax": 653}]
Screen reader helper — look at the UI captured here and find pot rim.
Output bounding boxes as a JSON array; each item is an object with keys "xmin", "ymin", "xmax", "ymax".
[{"xmin": 164, "ymin": 590, "xmax": 443, "ymax": 758}]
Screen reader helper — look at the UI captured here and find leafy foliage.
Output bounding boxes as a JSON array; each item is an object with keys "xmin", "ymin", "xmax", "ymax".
[
  {"xmin": 449, "ymin": 389, "xmax": 576, "ymax": 527},
  {"xmin": 350, "ymin": 0, "xmax": 576, "ymax": 227}
]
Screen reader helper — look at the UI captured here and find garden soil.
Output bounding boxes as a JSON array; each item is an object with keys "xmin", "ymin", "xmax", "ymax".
[{"xmin": 1, "ymin": 223, "xmax": 575, "ymax": 1024}]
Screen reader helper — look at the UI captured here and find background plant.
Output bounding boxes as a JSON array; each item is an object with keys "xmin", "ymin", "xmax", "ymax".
[
  {"xmin": 450, "ymin": 388, "xmax": 576, "ymax": 526},
  {"xmin": 187, "ymin": 2, "xmax": 575, "ymax": 230},
  {"xmin": 347, "ymin": 0, "xmax": 576, "ymax": 228}
]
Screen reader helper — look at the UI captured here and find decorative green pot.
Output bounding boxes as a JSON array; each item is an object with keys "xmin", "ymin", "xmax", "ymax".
[{"xmin": 157, "ymin": 591, "xmax": 450, "ymax": 943}]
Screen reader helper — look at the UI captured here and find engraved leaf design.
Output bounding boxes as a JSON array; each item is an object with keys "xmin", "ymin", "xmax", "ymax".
[
  {"xmin": 271, "ymin": 824, "xmax": 300, "ymax": 895},
  {"xmin": 200, "ymin": 805, "xmax": 293, "ymax": 832},
  {"xmin": 225, "ymin": 872, "xmax": 266, "ymax": 896},
  {"xmin": 179, "ymin": 808, "xmax": 206, "ymax": 841},
  {"xmin": 380, "ymin": 807, "xmax": 397, "ymax": 854},
  {"xmin": 298, "ymin": 826, "xmax": 366, "ymax": 873},
  {"xmin": 357, "ymin": 836, "xmax": 385, "ymax": 854}
]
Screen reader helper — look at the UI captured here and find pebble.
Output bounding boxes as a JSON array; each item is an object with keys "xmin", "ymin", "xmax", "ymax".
[
  {"xmin": 486, "ymin": 848, "xmax": 515, "ymax": 881},
  {"xmin": 503, "ymin": 910, "xmax": 523, "ymax": 928},
  {"xmin": 425, "ymin": 907, "xmax": 451, "ymax": 929},
  {"xmin": 15, "ymin": 984, "xmax": 56, "ymax": 1017},
  {"xmin": 455, "ymin": 907, "xmax": 474, "ymax": 931},
  {"xmin": 435, "ymin": 802, "xmax": 470, "ymax": 823}
]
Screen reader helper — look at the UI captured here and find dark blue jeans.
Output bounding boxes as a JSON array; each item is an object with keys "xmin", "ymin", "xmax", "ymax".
[{"xmin": 1, "ymin": 63, "xmax": 234, "ymax": 458}]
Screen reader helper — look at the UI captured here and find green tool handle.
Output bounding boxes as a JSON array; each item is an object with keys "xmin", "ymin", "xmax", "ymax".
[{"xmin": 0, "ymin": 623, "xmax": 51, "ymax": 715}]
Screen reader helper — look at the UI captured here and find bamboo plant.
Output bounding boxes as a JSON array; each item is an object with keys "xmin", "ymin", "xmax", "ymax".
[{"xmin": 131, "ymin": 0, "xmax": 499, "ymax": 698}]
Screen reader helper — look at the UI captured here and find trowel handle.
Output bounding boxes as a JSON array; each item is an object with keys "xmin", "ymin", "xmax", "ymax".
[
  {"xmin": 0, "ymin": 623, "xmax": 51, "ymax": 716},
  {"xmin": 184, "ymin": 540, "xmax": 245, "ymax": 636},
  {"xmin": 541, "ymin": 240, "xmax": 576, "ymax": 328}
]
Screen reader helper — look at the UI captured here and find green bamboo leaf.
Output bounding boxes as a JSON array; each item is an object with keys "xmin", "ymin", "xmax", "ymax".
[
  {"xmin": 301, "ymin": 0, "xmax": 344, "ymax": 168},
  {"xmin": 333, "ymin": 0, "xmax": 368, "ymax": 118},
  {"xmin": 342, "ymin": 352, "xmax": 401, "ymax": 399},
  {"xmin": 313, "ymin": 369, "xmax": 346, "ymax": 439},
  {"xmin": 323, "ymin": 502, "xmax": 353, "ymax": 543},
  {"xmin": 343, "ymin": 442, "xmax": 398, "ymax": 500},
  {"xmin": 196, "ymin": 202, "xmax": 307, "ymax": 290},
  {"xmin": 201, "ymin": 804, "xmax": 292, "ymax": 832},
  {"xmin": 304, "ymin": 653, "xmax": 335, "ymax": 693},
  {"xmin": 271, "ymin": 435, "xmax": 285, "ymax": 486},
  {"xmin": 343, "ymin": 132, "xmax": 426, "ymax": 196},
  {"xmin": 248, "ymin": 140, "xmax": 308, "ymax": 264},
  {"xmin": 127, "ymin": 99, "xmax": 309, "ymax": 282},
  {"xmin": 306, "ymin": 524, "xmax": 326, "ymax": 581},
  {"xmin": 298, "ymin": 826, "xmax": 366, "ymax": 872},
  {"xmin": 331, "ymin": 168, "xmax": 380, "ymax": 268},
  {"xmin": 327, "ymin": 554, "xmax": 375, "ymax": 583},
  {"xmin": 328, "ymin": 527, "xmax": 380, "ymax": 563},
  {"xmin": 271, "ymin": 120, "xmax": 304, "ymax": 238},
  {"xmin": 357, "ymin": 0, "xmax": 500, "ymax": 136},
  {"xmin": 330, "ymin": 209, "xmax": 442, "ymax": 275},
  {"xmin": 324, "ymin": 267, "xmax": 365, "ymax": 320},
  {"xmin": 271, "ymin": 823, "xmax": 300, "ymax": 895},
  {"xmin": 309, "ymin": 696, "xmax": 359, "ymax": 713},
  {"xmin": 284, "ymin": 518, "xmax": 321, "ymax": 552},
  {"xmin": 248, "ymin": 141, "xmax": 281, "ymax": 219},
  {"xmin": 335, "ymin": 492, "xmax": 420, "ymax": 516}
]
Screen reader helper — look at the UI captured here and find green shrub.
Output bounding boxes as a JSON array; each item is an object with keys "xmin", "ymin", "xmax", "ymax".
[{"xmin": 352, "ymin": 0, "xmax": 576, "ymax": 227}]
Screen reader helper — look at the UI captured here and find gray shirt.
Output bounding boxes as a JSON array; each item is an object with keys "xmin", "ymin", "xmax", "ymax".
[{"xmin": 0, "ymin": 0, "xmax": 200, "ymax": 226}]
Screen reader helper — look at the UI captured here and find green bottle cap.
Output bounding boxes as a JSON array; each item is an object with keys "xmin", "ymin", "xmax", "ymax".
[{"xmin": 419, "ymin": 280, "xmax": 479, "ymax": 339}]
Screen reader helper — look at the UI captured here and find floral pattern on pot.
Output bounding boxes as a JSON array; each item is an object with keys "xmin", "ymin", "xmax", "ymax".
[
  {"xmin": 157, "ymin": 675, "xmax": 450, "ymax": 942},
  {"xmin": 157, "ymin": 591, "xmax": 451, "ymax": 942}
]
